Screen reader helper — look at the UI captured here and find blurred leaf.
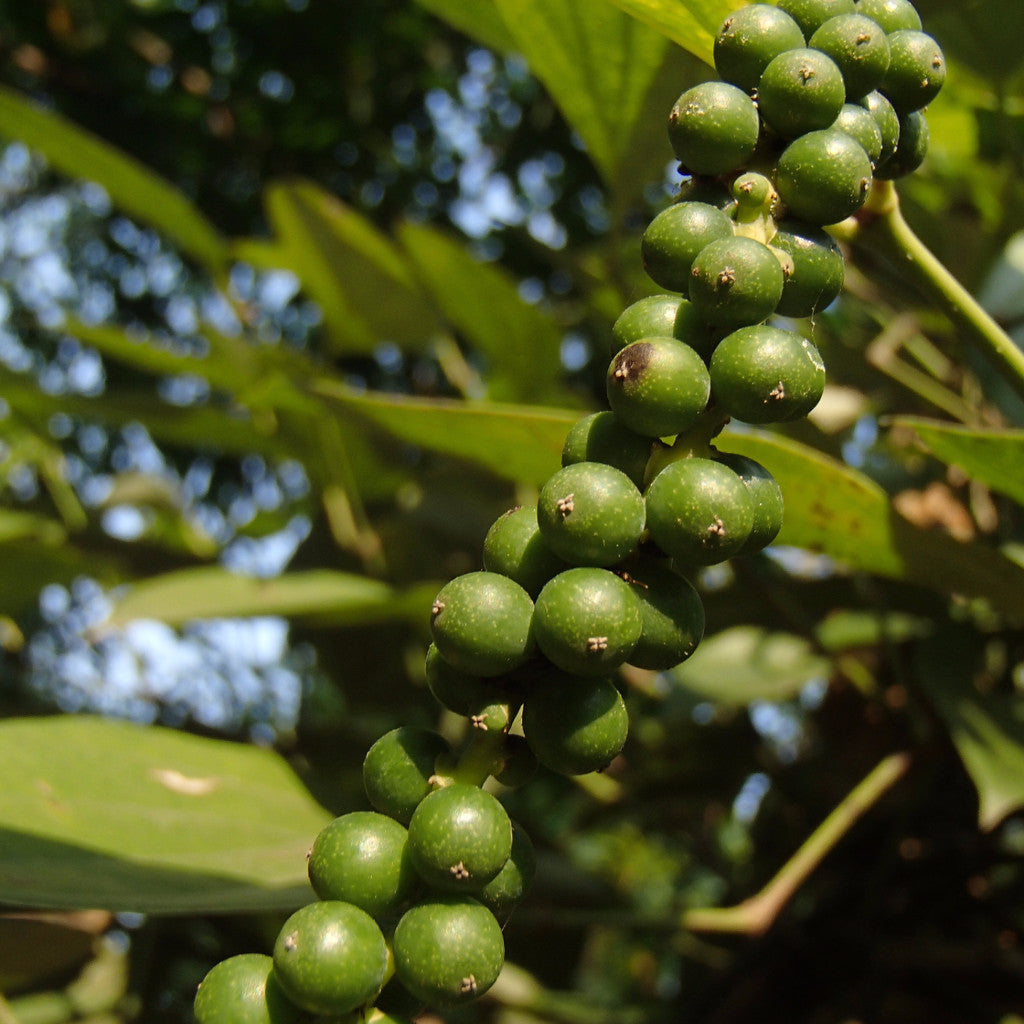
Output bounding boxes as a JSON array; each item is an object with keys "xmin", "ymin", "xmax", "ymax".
[
  {"xmin": 598, "ymin": 0, "xmax": 741, "ymax": 66},
  {"xmin": 668, "ymin": 625, "xmax": 829, "ymax": 706},
  {"xmin": 717, "ymin": 429, "xmax": 1024, "ymax": 620},
  {"xmin": 243, "ymin": 179, "xmax": 441, "ymax": 355},
  {"xmin": 0, "ymin": 911, "xmax": 110, "ymax": 995},
  {"xmin": 814, "ymin": 609, "xmax": 933, "ymax": 651},
  {"xmin": 491, "ymin": 0, "xmax": 670, "ymax": 186},
  {"xmin": 413, "ymin": 0, "xmax": 518, "ymax": 52},
  {"xmin": 0, "ymin": 716, "xmax": 329, "ymax": 912},
  {"xmin": 99, "ymin": 566, "xmax": 433, "ymax": 630},
  {"xmin": 398, "ymin": 222, "xmax": 564, "ymax": 401},
  {"xmin": 895, "ymin": 417, "xmax": 1024, "ymax": 507},
  {"xmin": 315, "ymin": 383, "xmax": 577, "ymax": 486},
  {"xmin": 0, "ymin": 86, "xmax": 227, "ymax": 275},
  {"xmin": 916, "ymin": 631, "xmax": 1024, "ymax": 831},
  {"xmin": 0, "ymin": 540, "xmax": 120, "ymax": 618},
  {"xmin": 0, "ymin": 510, "xmax": 66, "ymax": 545}
]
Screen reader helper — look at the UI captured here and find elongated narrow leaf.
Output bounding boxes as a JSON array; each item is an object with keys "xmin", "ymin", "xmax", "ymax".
[
  {"xmin": 398, "ymin": 222, "xmax": 564, "ymax": 401},
  {"xmin": 247, "ymin": 180, "xmax": 441, "ymax": 355},
  {"xmin": 492, "ymin": 0, "xmax": 669, "ymax": 185},
  {"xmin": 0, "ymin": 87, "xmax": 227, "ymax": 275},
  {"xmin": 100, "ymin": 566, "xmax": 433, "ymax": 631},
  {"xmin": 895, "ymin": 417, "xmax": 1024, "ymax": 507},
  {"xmin": 315, "ymin": 383, "xmax": 577, "ymax": 486},
  {"xmin": 413, "ymin": 0, "xmax": 518, "ymax": 52},
  {"xmin": 599, "ymin": 0, "xmax": 741, "ymax": 66},
  {"xmin": 0, "ymin": 716, "xmax": 330, "ymax": 912},
  {"xmin": 716, "ymin": 429, "xmax": 1024, "ymax": 619}
]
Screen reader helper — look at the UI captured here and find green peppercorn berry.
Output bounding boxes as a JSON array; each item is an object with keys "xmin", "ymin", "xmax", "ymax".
[
  {"xmin": 858, "ymin": 90, "xmax": 901, "ymax": 164},
  {"xmin": 874, "ymin": 109, "xmax": 930, "ymax": 179},
  {"xmin": 880, "ymin": 30, "xmax": 945, "ymax": 112},
  {"xmin": 424, "ymin": 642, "xmax": 506, "ymax": 717},
  {"xmin": 856, "ymin": 0, "xmax": 921, "ymax": 32},
  {"xmin": 644, "ymin": 458, "xmax": 754, "ymax": 566},
  {"xmin": 714, "ymin": 451, "xmax": 785, "ymax": 552},
  {"xmin": 537, "ymin": 462, "xmax": 646, "ymax": 566},
  {"xmin": 667, "ymin": 81, "xmax": 760, "ymax": 175},
  {"xmin": 641, "ymin": 201, "xmax": 735, "ymax": 294},
  {"xmin": 430, "ymin": 571, "xmax": 535, "ymax": 676},
  {"xmin": 523, "ymin": 672, "xmax": 629, "ymax": 775},
  {"xmin": 561, "ymin": 410, "xmax": 655, "ymax": 489},
  {"xmin": 688, "ymin": 236, "xmax": 785, "ymax": 329},
  {"xmin": 809, "ymin": 13, "xmax": 891, "ymax": 100},
  {"xmin": 493, "ymin": 733, "xmax": 538, "ymax": 788},
  {"xmin": 272, "ymin": 902, "xmax": 388, "ymax": 1017},
  {"xmin": 393, "ymin": 897, "xmax": 505, "ymax": 1008},
  {"xmin": 622, "ymin": 558, "xmax": 705, "ymax": 671},
  {"xmin": 478, "ymin": 821, "xmax": 537, "ymax": 924},
  {"xmin": 611, "ymin": 294, "xmax": 714, "ymax": 359},
  {"xmin": 757, "ymin": 48, "xmax": 847, "ymax": 138},
  {"xmin": 194, "ymin": 954, "xmax": 303, "ymax": 1024},
  {"xmin": 714, "ymin": 4, "xmax": 806, "ymax": 94},
  {"xmin": 363, "ymin": 726, "xmax": 451, "ymax": 824},
  {"xmin": 407, "ymin": 783, "xmax": 512, "ymax": 892},
  {"xmin": 832, "ymin": 103, "xmax": 884, "ymax": 164},
  {"xmin": 732, "ymin": 171, "xmax": 775, "ymax": 209},
  {"xmin": 482, "ymin": 505, "xmax": 567, "ymax": 599},
  {"xmin": 776, "ymin": 0, "xmax": 855, "ymax": 38},
  {"xmin": 533, "ymin": 567, "xmax": 643, "ymax": 676},
  {"xmin": 770, "ymin": 220, "xmax": 845, "ymax": 318},
  {"xmin": 710, "ymin": 324, "xmax": 826, "ymax": 423},
  {"xmin": 606, "ymin": 338, "xmax": 711, "ymax": 439},
  {"xmin": 775, "ymin": 128, "xmax": 872, "ymax": 225}
]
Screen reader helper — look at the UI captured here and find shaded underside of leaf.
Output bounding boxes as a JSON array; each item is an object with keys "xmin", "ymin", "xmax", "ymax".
[{"xmin": 0, "ymin": 716, "xmax": 329, "ymax": 913}]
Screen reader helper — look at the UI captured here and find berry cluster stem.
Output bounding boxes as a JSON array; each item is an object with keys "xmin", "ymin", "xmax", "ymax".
[{"xmin": 853, "ymin": 180, "xmax": 1024, "ymax": 411}]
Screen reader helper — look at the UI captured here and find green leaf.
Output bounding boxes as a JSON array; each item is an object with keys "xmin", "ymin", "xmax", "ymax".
[
  {"xmin": 894, "ymin": 417, "xmax": 1024, "ymax": 507},
  {"xmin": 0, "ymin": 86, "xmax": 227, "ymax": 275},
  {"xmin": 0, "ymin": 716, "xmax": 330, "ymax": 912},
  {"xmin": 398, "ymin": 222, "xmax": 564, "ymax": 401},
  {"xmin": 0, "ymin": 510, "xmax": 66, "ymax": 546},
  {"xmin": 668, "ymin": 625, "xmax": 829, "ymax": 706},
  {"xmin": 0, "ymin": 539, "xmax": 120, "ymax": 618},
  {"xmin": 598, "ymin": 0, "xmax": 740, "ymax": 66},
  {"xmin": 492, "ymin": 0, "xmax": 670, "ymax": 186},
  {"xmin": 413, "ymin": 0, "xmax": 518, "ymax": 52},
  {"xmin": 717, "ymin": 429, "xmax": 1024, "ymax": 620},
  {"xmin": 915, "ymin": 631, "xmax": 1024, "ymax": 831},
  {"xmin": 100, "ymin": 567, "xmax": 434, "ymax": 631},
  {"xmin": 246, "ymin": 179, "xmax": 441, "ymax": 355},
  {"xmin": 314, "ymin": 383, "xmax": 578, "ymax": 486}
]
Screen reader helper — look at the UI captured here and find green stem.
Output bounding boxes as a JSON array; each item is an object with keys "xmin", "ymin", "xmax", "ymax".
[
  {"xmin": 447, "ymin": 727, "xmax": 512, "ymax": 787},
  {"xmin": 855, "ymin": 181, "xmax": 1024, "ymax": 409},
  {"xmin": 681, "ymin": 751, "xmax": 911, "ymax": 936}
]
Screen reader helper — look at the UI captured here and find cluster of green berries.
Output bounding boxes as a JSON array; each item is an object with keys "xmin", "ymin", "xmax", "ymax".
[{"xmin": 194, "ymin": 2, "xmax": 944, "ymax": 1020}]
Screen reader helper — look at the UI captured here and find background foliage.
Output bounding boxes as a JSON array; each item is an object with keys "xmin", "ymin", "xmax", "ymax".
[{"xmin": 1, "ymin": 0, "xmax": 1024, "ymax": 1021}]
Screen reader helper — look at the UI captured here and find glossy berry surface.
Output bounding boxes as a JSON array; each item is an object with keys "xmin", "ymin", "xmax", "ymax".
[
  {"xmin": 757, "ymin": 48, "xmax": 846, "ymax": 137},
  {"xmin": 775, "ymin": 128, "xmax": 872, "ymax": 225},
  {"xmin": 809, "ymin": 13, "xmax": 891, "ymax": 100},
  {"xmin": 641, "ymin": 201, "xmax": 735, "ymax": 294},
  {"xmin": 482, "ymin": 505, "xmax": 566, "ymax": 599},
  {"xmin": 533, "ymin": 567, "xmax": 643, "ymax": 676},
  {"xmin": 880, "ymin": 30, "xmax": 945, "ymax": 112},
  {"xmin": 522, "ymin": 672, "xmax": 629, "ymax": 775},
  {"xmin": 856, "ymin": 0, "xmax": 922, "ymax": 32},
  {"xmin": 623, "ymin": 559, "xmax": 705, "ymax": 671},
  {"xmin": 858, "ymin": 90, "xmax": 900, "ymax": 164},
  {"xmin": 272, "ymin": 902, "xmax": 388, "ymax": 1017},
  {"xmin": 776, "ymin": 0, "xmax": 855, "ymax": 37},
  {"xmin": 832, "ymin": 103, "xmax": 884, "ymax": 164},
  {"xmin": 715, "ymin": 452, "xmax": 785, "ymax": 552},
  {"xmin": 688, "ymin": 236, "xmax": 785, "ymax": 329},
  {"xmin": 430, "ymin": 571, "xmax": 535, "ymax": 676},
  {"xmin": 713, "ymin": 3, "xmax": 805, "ymax": 93},
  {"xmin": 194, "ymin": 954, "xmax": 302, "ymax": 1024},
  {"xmin": 769, "ymin": 221, "xmax": 845, "ymax": 318},
  {"xmin": 666, "ymin": 81, "xmax": 760, "ymax": 174},
  {"xmin": 875, "ymin": 109, "xmax": 930, "ymax": 179},
  {"xmin": 308, "ymin": 811, "xmax": 418, "ymax": 919},
  {"xmin": 537, "ymin": 462, "xmax": 646, "ymax": 566},
  {"xmin": 710, "ymin": 324, "xmax": 826, "ymax": 423},
  {"xmin": 407, "ymin": 783, "xmax": 512, "ymax": 892},
  {"xmin": 478, "ymin": 820, "xmax": 537, "ymax": 924},
  {"xmin": 606, "ymin": 338, "xmax": 711, "ymax": 439},
  {"xmin": 425, "ymin": 642, "xmax": 506, "ymax": 717},
  {"xmin": 644, "ymin": 457, "xmax": 754, "ymax": 566},
  {"xmin": 611, "ymin": 294, "xmax": 713, "ymax": 358},
  {"xmin": 561, "ymin": 410, "xmax": 654, "ymax": 490},
  {"xmin": 363, "ymin": 726, "xmax": 450, "ymax": 824},
  {"xmin": 393, "ymin": 897, "xmax": 505, "ymax": 1008}
]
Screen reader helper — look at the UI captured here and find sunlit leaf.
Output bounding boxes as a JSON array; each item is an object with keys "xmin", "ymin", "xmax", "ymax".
[
  {"xmin": 0, "ymin": 86, "xmax": 227, "ymax": 275},
  {"xmin": 0, "ymin": 716, "xmax": 330, "ymax": 912},
  {"xmin": 100, "ymin": 566, "xmax": 434, "ymax": 631},
  {"xmin": 413, "ymin": 0, "xmax": 518, "ymax": 52},
  {"xmin": 599, "ymin": 0, "xmax": 742, "ymax": 66},
  {"xmin": 895, "ymin": 417, "xmax": 1024, "ymax": 507},
  {"xmin": 716, "ymin": 428, "xmax": 1024, "ymax": 619},
  {"xmin": 314, "ymin": 383, "xmax": 577, "ymax": 486}
]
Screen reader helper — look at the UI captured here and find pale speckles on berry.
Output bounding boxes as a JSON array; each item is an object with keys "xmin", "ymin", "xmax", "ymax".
[{"xmin": 556, "ymin": 494, "xmax": 575, "ymax": 516}]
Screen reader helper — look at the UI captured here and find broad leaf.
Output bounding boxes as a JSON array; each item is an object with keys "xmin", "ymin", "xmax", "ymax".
[
  {"xmin": 0, "ymin": 716, "xmax": 329, "ymax": 912},
  {"xmin": 398, "ymin": 222, "xmax": 564, "ymax": 401},
  {"xmin": 717, "ymin": 429, "xmax": 1024, "ymax": 620},
  {"xmin": 0, "ymin": 86, "xmax": 227, "ymax": 275},
  {"xmin": 668, "ymin": 625, "xmax": 829, "ymax": 706},
  {"xmin": 100, "ymin": 567, "xmax": 434, "ymax": 631},
  {"xmin": 315, "ymin": 383, "xmax": 577, "ymax": 486},
  {"xmin": 413, "ymin": 0, "xmax": 518, "ymax": 52},
  {"xmin": 599, "ymin": 0, "xmax": 742, "ymax": 66},
  {"xmin": 246, "ymin": 180, "xmax": 441, "ymax": 355},
  {"xmin": 894, "ymin": 417, "xmax": 1024, "ymax": 507},
  {"xmin": 492, "ymin": 0, "xmax": 670, "ymax": 186},
  {"xmin": 0, "ymin": 539, "xmax": 121, "ymax": 618}
]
